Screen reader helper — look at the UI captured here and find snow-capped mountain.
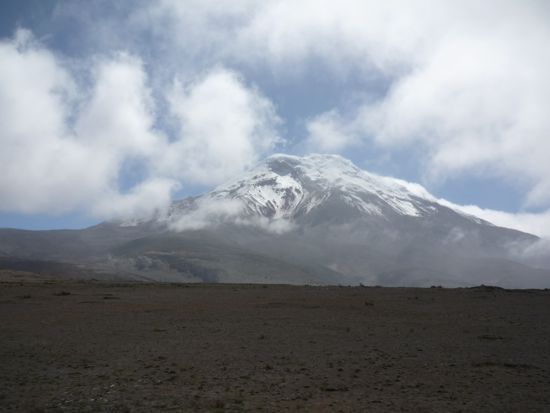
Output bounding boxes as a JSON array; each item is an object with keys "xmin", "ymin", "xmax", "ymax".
[
  {"xmin": 1, "ymin": 154, "xmax": 548, "ymax": 288},
  {"xmin": 156, "ymin": 154, "xmax": 547, "ymax": 287},
  {"xmin": 211, "ymin": 153, "xmax": 438, "ymax": 218},
  {"xmin": 167, "ymin": 153, "xmax": 487, "ymax": 229}
]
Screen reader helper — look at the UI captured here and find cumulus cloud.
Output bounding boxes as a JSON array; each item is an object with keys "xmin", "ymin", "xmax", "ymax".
[
  {"xmin": 440, "ymin": 201, "xmax": 550, "ymax": 239},
  {"xmin": 305, "ymin": 111, "xmax": 358, "ymax": 152},
  {"xmin": 168, "ymin": 197, "xmax": 294, "ymax": 234},
  {"xmin": 138, "ymin": 1, "xmax": 550, "ymax": 211},
  {"xmin": 4, "ymin": 1, "xmax": 550, "ymax": 237},
  {"xmin": 169, "ymin": 198, "xmax": 244, "ymax": 231},
  {"xmin": 0, "ymin": 29, "xmax": 77, "ymax": 213},
  {"xmin": 0, "ymin": 30, "xmax": 280, "ymax": 220},
  {"xmin": 0, "ymin": 30, "xmax": 174, "ymax": 218},
  {"xmin": 92, "ymin": 178, "xmax": 176, "ymax": 220},
  {"xmin": 289, "ymin": 1, "xmax": 550, "ymax": 211},
  {"xmin": 161, "ymin": 68, "xmax": 281, "ymax": 185},
  {"xmin": 76, "ymin": 53, "xmax": 164, "ymax": 158}
]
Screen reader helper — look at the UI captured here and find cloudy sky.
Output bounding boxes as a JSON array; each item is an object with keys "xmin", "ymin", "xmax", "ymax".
[{"xmin": 1, "ymin": 0, "xmax": 550, "ymax": 236}]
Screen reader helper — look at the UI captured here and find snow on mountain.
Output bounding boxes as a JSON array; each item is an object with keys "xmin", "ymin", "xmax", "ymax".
[
  {"xmin": 2, "ymin": 153, "xmax": 546, "ymax": 287},
  {"xmin": 167, "ymin": 153, "xmax": 487, "ymax": 230}
]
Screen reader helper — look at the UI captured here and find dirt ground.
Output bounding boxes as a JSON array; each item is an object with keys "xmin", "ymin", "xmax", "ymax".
[{"xmin": 1, "ymin": 277, "xmax": 549, "ymax": 412}]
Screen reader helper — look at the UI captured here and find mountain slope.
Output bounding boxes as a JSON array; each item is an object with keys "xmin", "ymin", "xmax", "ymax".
[
  {"xmin": 170, "ymin": 154, "xmax": 490, "ymax": 225},
  {"xmin": 161, "ymin": 154, "xmax": 546, "ymax": 287},
  {"xmin": 1, "ymin": 154, "xmax": 548, "ymax": 287}
]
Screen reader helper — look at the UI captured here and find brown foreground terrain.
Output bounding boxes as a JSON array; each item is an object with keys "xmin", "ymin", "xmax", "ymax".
[{"xmin": 1, "ymin": 273, "xmax": 550, "ymax": 412}]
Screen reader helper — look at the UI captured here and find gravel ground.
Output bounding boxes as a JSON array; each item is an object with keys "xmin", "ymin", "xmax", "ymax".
[{"xmin": 1, "ymin": 278, "xmax": 549, "ymax": 412}]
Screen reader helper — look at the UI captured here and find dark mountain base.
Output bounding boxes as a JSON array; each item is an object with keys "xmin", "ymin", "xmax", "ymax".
[{"xmin": 1, "ymin": 278, "xmax": 550, "ymax": 412}]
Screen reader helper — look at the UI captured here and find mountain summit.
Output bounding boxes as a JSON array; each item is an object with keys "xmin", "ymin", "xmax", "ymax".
[
  {"xmin": 167, "ymin": 154, "xmax": 485, "ymax": 230},
  {"xmin": 210, "ymin": 154, "xmax": 444, "ymax": 218},
  {"xmin": 210, "ymin": 153, "xmax": 437, "ymax": 219},
  {"xmin": 1, "ymin": 154, "xmax": 548, "ymax": 287}
]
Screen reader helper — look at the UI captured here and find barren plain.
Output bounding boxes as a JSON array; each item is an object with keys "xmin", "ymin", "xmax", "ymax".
[{"xmin": 1, "ymin": 274, "xmax": 549, "ymax": 412}]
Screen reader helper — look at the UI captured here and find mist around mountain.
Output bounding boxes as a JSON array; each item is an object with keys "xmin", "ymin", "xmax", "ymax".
[{"xmin": 1, "ymin": 154, "xmax": 549, "ymax": 288}]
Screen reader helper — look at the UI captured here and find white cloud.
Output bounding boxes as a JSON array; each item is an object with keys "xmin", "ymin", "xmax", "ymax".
[
  {"xmin": 169, "ymin": 198, "xmax": 245, "ymax": 231},
  {"xmin": 143, "ymin": 0, "xmax": 260, "ymax": 60},
  {"xmin": 169, "ymin": 196, "xmax": 294, "ymax": 234},
  {"xmin": 0, "ymin": 29, "xmax": 93, "ymax": 214},
  {"xmin": 142, "ymin": 1, "xmax": 550, "ymax": 211},
  {"xmin": 444, "ymin": 202, "xmax": 550, "ymax": 268},
  {"xmin": 4, "ymin": 2, "xmax": 550, "ymax": 239},
  {"xmin": 76, "ymin": 53, "xmax": 164, "ymax": 158},
  {"xmin": 161, "ymin": 68, "xmax": 281, "ymax": 185},
  {"xmin": 0, "ymin": 30, "xmax": 280, "ymax": 220},
  {"xmin": 306, "ymin": 110, "xmax": 357, "ymax": 152},
  {"xmin": 440, "ymin": 201, "xmax": 550, "ymax": 240},
  {"xmin": 287, "ymin": 1, "xmax": 550, "ymax": 211},
  {"xmin": 0, "ymin": 31, "xmax": 175, "ymax": 218},
  {"xmin": 92, "ymin": 178, "xmax": 176, "ymax": 220}
]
